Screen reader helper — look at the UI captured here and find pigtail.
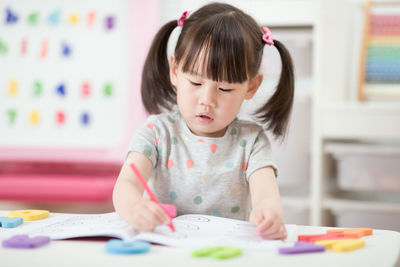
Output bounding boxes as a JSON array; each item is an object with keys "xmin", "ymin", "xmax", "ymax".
[
  {"xmin": 255, "ymin": 39, "xmax": 294, "ymax": 139},
  {"xmin": 141, "ymin": 20, "xmax": 178, "ymax": 114}
]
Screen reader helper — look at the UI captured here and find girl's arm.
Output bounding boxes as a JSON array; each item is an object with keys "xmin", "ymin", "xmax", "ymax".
[
  {"xmin": 248, "ymin": 166, "xmax": 287, "ymax": 240},
  {"xmin": 112, "ymin": 151, "xmax": 170, "ymax": 231}
]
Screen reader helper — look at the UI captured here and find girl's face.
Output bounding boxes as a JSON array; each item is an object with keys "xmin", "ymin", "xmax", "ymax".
[{"xmin": 170, "ymin": 55, "xmax": 263, "ymax": 137}]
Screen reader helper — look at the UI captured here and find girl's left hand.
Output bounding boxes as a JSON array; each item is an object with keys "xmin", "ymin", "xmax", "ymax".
[{"xmin": 249, "ymin": 208, "xmax": 287, "ymax": 240}]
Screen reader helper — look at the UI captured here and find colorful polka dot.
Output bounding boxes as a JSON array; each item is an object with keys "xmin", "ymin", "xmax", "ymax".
[
  {"xmin": 167, "ymin": 116, "xmax": 175, "ymax": 123},
  {"xmin": 170, "ymin": 192, "xmax": 177, "ymax": 200},
  {"xmin": 143, "ymin": 145, "xmax": 152, "ymax": 157},
  {"xmin": 21, "ymin": 40, "xmax": 28, "ymax": 55},
  {"xmin": 156, "ymin": 146, "xmax": 162, "ymax": 155},
  {"xmin": 242, "ymin": 161, "xmax": 248, "ymax": 171},
  {"xmin": 0, "ymin": 39, "xmax": 9, "ymax": 54},
  {"xmin": 239, "ymin": 139, "xmax": 247, "ymax": 147},
  {"xmin": 146, "ymin": 123, "xmax": 154, "ymax": 129},
  {"xmin": 69, "ymin": 14, "xmax": 79, "ymax": 24},
  {"xmin": 225, "ymin": 162, "xmax": 234, "ymax": 168},
  {"xmin": 167, "ymin": 160, "xmax": 174, "ymax": 168},
  {"xmin": 212, "ymin": 211, "xmax": 221, "ymax": 217},
  {"xmin": 230, "ymin": 128, "xmax": 237, "ymax": 135},
  {"xmin": 230, "ymin": 187, "xmax": 238, "ymax": 196},
  {"xmin": 231, "ymin": 206, "xmax": 240, "ymax": 213},
  {"xmin": 88, "ymin": 11, "xmax": 95, "ymax": 27},
  {"xmin": 105, "ymin": 16, "xmax": 115, "ymax": 30},
  {"xmin": 62, "ymin": 42, "xmax": 72, "ymax": 55},
  {"xmin": 186, "ymin": 160, "xmax": 194, "ymax": 168},
  {"xmin": 156, "ymin": 138, "xmax": 160, "ymax": 145},
  {"xmin": 202, "ymin": 174, "xmax": 211, "ymax": 182},
  {"xmin": 210, "ymin": 144, "xmax": 217, "ymax": 153},
  {"xmin": 48, "ymin": 10, "xmax": 60, "ymax": 25},
  {"xmin": 28, "ymin": 12, "xmax": 39, "ymax": 25},
  {"xmin": 194, "ymin": 196, "xmax": 202, "ymax": 205},
  {"xmin": 197, "ymin": 139, "xmax": 205, "ymax": 143},
  {"xmin": 171, "ymin": 136, "xmax": 178, "ymax": 144}
]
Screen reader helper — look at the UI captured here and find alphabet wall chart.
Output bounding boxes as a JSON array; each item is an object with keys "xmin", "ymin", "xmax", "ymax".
[{"xmin": 0, "ymin": 1, "xmax": 153, "ymax": 162}]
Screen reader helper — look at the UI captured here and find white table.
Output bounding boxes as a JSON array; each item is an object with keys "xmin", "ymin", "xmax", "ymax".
[{"xmin": 0, "ymin": 214, "xmax": 399, "ymax": 267}]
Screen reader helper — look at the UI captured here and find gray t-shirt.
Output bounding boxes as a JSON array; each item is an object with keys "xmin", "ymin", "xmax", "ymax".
[{"xmin": 128, "ymin": 111, "xmax": 277, "ymax": 220}]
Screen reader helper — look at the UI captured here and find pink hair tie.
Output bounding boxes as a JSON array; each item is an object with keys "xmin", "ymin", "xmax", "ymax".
[
  {"xmin": 262, "ymin": 26, "xmax": 274, "ymax": 46},
  {"xmin": 177, "ymin": 10, "xmax": 190, "ymax": 27}
]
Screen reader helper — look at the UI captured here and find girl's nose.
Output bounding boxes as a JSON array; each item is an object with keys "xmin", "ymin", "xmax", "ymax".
[{"xmin": 200, "ymin": 87, "xmax": 216, "ymax": 108}]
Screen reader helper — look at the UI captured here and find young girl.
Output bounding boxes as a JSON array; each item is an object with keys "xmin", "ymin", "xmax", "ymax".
[{"xmin": 113, "ymin": 2, "xmax": 294, "ymax": 240}]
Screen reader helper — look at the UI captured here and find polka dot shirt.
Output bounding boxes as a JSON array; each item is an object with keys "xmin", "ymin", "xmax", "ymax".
[{"xmin": 128, "ymin": 112, "xmax": 277, "ymax": 220}]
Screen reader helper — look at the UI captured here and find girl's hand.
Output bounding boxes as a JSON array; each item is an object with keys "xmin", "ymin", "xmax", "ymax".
[
  {"xmin": 129, "ymin": 199, "xmax": 171, "ymax": 232},
  {"xmin": 249, "ymin": 208, "xmax": 287, "ymax": 240}
]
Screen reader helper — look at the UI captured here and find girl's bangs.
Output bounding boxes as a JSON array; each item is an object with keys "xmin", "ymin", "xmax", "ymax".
[{"xmin": 179, "ymin": 23, "xmax": 249, "ymax": 84}]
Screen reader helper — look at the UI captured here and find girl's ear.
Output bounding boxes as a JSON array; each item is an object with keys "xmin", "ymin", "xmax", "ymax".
[
  {"xmin": 245, "ymin": 73, "xmax": 263, "ymax": 100},
  {"xmin": 169, "ymin": 55, "xmax": 178, "ymax": 86}
]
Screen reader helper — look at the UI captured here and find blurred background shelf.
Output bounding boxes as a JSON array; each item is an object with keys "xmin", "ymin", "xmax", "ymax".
[
  {"xmin": 282, "ymin": 196, "xmax": 310, "ymax": 226},
  {"xmin": 283, "ymin": 196, "xmax": 310, "ymax": 209},
  {"xmin": 323, "ymin": 197, "xmax": 400, "ymax": 232},
  {"xmin": 164, "ymin": 0, "xmax": 315, "ymax": 27},
  {"xmin": 311, "ymin": 0, "xmax": 400, "ymax": 231},
  {"xmin": 324, "ymin": 197, "xmax": 400, "ymax": 213},
  {"xmin": 321, "ymin": 103, "xmax": 400, "ymax": 139}
]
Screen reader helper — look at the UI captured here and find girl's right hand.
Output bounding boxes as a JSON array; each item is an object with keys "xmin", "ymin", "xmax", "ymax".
[{"xmin": 129, "ymin": 198, "xmax": 171, "ymax": 232}]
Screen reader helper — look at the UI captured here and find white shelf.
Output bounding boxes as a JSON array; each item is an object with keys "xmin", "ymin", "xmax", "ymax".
[
  {"xmin": 311, "ymin": 0, "xmax": 400, "ymax": 227},
  {"xmin": 325, "ymin": 142, "xmax": 400, "ymax": 156},
  {"xmin": 321, "ymin": 103, "xmax": 400, "ymax": 140},
  {"xmin": 282, "ymin": 196, "xmax": 310, "ymax": 210},
  {"xmin": 175, "ymin": 0, "xmax": 315, "ymax": 26},
  {"xmin": 324, "ymin": 198, "xmax": 400, "ymax": 213}
]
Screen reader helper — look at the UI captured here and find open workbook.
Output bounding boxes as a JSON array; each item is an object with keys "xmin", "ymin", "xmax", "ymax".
[{"xmin": 0, "ymin": 212, "xmax": 296, "ymax": 251}]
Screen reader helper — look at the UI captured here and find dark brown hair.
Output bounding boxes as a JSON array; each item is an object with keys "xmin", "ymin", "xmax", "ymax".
[{"xmin": 141, "ymin": 2, "xmax": 294, "ymax": 138}]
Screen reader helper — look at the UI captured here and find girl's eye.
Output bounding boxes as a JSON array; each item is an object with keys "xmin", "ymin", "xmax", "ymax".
[
  {"xmin": 190, "ymin": 81, "xmax": 201, "ymax": 86},
  {"xmin": 219, "ymin": 88, "xmax": 233, "ymax": 92}
]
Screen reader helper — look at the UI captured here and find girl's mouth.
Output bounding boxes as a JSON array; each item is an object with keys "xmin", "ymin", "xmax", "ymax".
[
  {"xmin": 199, "ymin": 114, "xmax": 211, "ymax": 119},
  {"xmin": 196, "ymin": 113, "xmax": 214, "ymax": 123}
]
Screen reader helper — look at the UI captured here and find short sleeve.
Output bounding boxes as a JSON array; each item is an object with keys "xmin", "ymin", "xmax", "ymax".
[
  {"xmin": 128, "ymin": 116, "xmax": 159, "ymax": 168},
  {"xmin": 245, "ymin": 130, "xmax": 278, "ymax": 179}
]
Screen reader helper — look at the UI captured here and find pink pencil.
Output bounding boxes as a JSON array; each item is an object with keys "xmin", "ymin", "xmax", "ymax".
[{"xmin": 129, "ymin": 163, "xmax": 176, "ymax": 232}]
